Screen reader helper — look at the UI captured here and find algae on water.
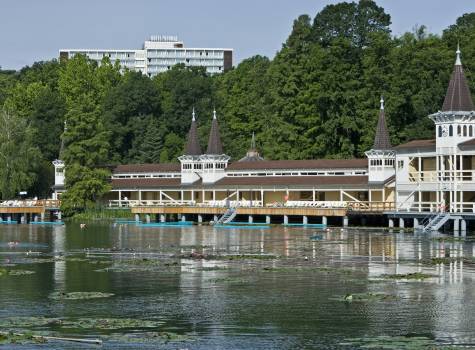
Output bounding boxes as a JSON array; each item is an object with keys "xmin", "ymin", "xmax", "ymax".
[{"xmin": 49, "ymin": 292, "xmax": 115, "ymax": 300}]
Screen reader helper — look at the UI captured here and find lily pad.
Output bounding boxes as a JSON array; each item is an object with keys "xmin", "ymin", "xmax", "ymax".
[
  {"xmin": 109, "ymin": 331, "xmax": 192, "ymax": 343},
  {"xmin": 0, "ymin": 317, "xmax": 62, "ymax": 328},
  {"xmin": 341, "ymin": 335, "xmax": 439, "ymax": 349},
  {"xmin": 0, "ymin": 331, "xmax": 47, "ymax": 345},
  {"xmin": 61, "ymin": 318, "xmax": 162, "ymax": 330},
  {"xmin": 0, "ymin": 268, "xmax": 7, "ymax": 276},
  {"xmin": 334, "ymin": 292, "xmax": 398, "ymax": 302},
  {"xmin": 382, "ymin": 272, "xmax": 435, "ymax": 280},
  {"xmin": 49, "ymin": 292, "xmax": 114, "ymax": 300},
  {"xmin": 8, "ymin": 270, "xmax": 36, "ymax": 276}
]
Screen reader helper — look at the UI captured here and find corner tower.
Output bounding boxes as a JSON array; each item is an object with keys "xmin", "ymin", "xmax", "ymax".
[
  {"xmin": 201, "ymin": 109, "xmax": 230, "ymax": 183},
  {"xmin": 179, "ymin": 109, "xmax": 203, "ymax": 184},
  {"xmin": 365, "ymin": 97, "xmax": 395, "ymax": 183},
  {"xmin": 430, "ymin": 45, "xmax": 475, "ymax": 150},
  {"xmin": 52, "ymin": 121, "xmax": 67, "ymax": 199}
]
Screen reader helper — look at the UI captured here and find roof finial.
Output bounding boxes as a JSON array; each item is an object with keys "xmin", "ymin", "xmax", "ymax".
[
  {"xmin": 192, "ymin": 107, "xmax": 196, "ymax": 122},
  {"xmin": 380, "ymin": 96, "xmax": 384, "ymax": 111},
  {"xmin": 455, "ymin": 42, "xmax": 462, "ymax": 66},
  {"xmin": 213, "ymin": 108, "xmax": 217, "ymax": 120}
]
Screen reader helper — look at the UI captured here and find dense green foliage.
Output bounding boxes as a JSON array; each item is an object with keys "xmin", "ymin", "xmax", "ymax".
[{"xmin": 0, "ymin": 0, "xmax": 474, "ymax": 211}]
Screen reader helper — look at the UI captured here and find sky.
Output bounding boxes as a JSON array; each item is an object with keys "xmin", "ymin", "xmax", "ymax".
[{"xmin": 1, "ymin": 0, "xmax": 475, "ymax": 70}]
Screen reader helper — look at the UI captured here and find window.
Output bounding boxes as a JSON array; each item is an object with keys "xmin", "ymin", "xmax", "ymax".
[
  {"xmin": 458, "ymin": 125, "xmax": 462, "ymax": 136},
  {"xmin": 398, "ymin": 160, "xmax": 404, "ymax": 169},
  {"xmin": 449, "ymin": 125, "xmax": 453, "ymax": 136},
  {"xmin": 470, "ymin": 125, "xmax": 474, "ymax": 137},
  {"xmin": 464, "ymin": 125, "xmax": 468, "ymax": 136},
  {"xmin": 438, "ymin": 125, "xmax": 442, "ymax": 138}
]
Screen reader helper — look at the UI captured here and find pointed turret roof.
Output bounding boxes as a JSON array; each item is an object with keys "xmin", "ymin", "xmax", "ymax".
[
  {"xmin": 373, "ymin": 97, "xmax": 392, "ymax": 150},
  {"xmin": 206, "ymin": 109, "xmax": 223, "ymax": 154},
  {"xmin": 58, "ymin": 120, "xmax": 67, "ymax": 160},
  {"xmin": 239, "ymin": 132, "xmax": 264, "ymax": 162},
  {"xmin": 184, "ymin": 108, "xmax": 202, "ymax": 156},
  {"xmin": 441, "ymin": 45, "xmax": 474, "ymax": 112}
]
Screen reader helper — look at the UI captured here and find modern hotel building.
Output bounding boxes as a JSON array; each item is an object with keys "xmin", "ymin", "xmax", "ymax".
[{"xmin": 59, "ymin": 35, "xmax": 233, "ymax": 76}]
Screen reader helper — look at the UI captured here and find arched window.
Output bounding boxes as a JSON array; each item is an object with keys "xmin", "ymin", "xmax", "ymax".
[
  {"xmin": 458, "ymin": 125, "xmax": 462, "ymax": 136},
  {"xmin": 438, "ymin": 126, "xmax": 442, "ymax": 137},
  {"xmin": 464, "ymin": 125, "xmax": 467, "ymax": 137},
  {"xmin": 470, "ymin": 125, "xmax": 473, "ymax": 137},
  {"xmin": 449, "ymin": 125, "xmax": 453, "ymax": 136}
]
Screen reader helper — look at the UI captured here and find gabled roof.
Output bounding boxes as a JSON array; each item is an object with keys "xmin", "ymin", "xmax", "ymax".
[
  {"xmin": 442, "ymin": 46, "xmax": 474, "ymax": 112},
  {"xmin": 113, "ymin": 163, "xmax": 180, "ymax": 174},
  {"xmin": 112, "ymin": 178, "xmax": 182, "ymax": 189},
  {"xmin": 239, "ymin": 133, "xmax": 264, "ymax": 162},
  {"xmin": 215, "ymin": 175, "xmax": 368, "ymax": 187},
  {"xmin": 206, "ymin": 110, "xmax": 223, "ymax": 154},
  {"xmin": 373, "ymin": 97, "xmax": 392, "ymax": 150},
  {"xmin": 393, "ymin": 139, "xmax": 436, "ymax": 152},
  {"xmin": 184, "ymin": 110, "xmax": 202, "ymax": 156},
  {"xmin": 227, "ymin": 159, "xmax": 368, "ymax": 171},
  {"xmin": 458, "ymin": 138, "xmax": 475, "ymax": 148}
]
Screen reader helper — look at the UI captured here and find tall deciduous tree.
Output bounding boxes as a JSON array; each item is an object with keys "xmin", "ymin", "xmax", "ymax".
[
  {"xmin": 0, "ymin": 109, "xmax": 40, "ymax": 199},
  {"xmin": 58, "ymin": 55, "xmax": 117, "ymax": 215}
]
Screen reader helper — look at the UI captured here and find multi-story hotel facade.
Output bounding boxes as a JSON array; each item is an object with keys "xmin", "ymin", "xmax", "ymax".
[
  {"xmin": 51, "ymin": 47, "xmax": 475, "ymax": 234},
  {"xmin": 59, "ymin": 35, "xmax": 233, "ymax": 76}
]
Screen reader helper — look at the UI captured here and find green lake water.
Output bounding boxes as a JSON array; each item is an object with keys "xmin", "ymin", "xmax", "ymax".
[{"xmin": 1, "ymin": 222, "xmax": 475, "ymax": 349}]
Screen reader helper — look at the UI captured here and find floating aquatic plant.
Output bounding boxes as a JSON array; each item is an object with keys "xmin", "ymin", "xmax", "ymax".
[
  {"xmin": 382, "ymin": 272, "xmax": 435, "ymax": 280},
  {"xmin": 340, "ymin": 335, "xmax": 440, "ymax": 349},
  {"xmin": 335, "ymin": 292, "xmax": 398, "ymax": 302},
  {"xmin": 8, "ymin": 270, "xmax": 35, "ymax": 276},
  {"xmin": 49, "ymin": 292, "xmax": 114, "ymax": 300}
]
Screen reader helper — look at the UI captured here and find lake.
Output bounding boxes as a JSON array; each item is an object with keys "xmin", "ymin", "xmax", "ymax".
[{"xmin": 0, "ymin": 222, "xmax": 474, "ymax": 349}]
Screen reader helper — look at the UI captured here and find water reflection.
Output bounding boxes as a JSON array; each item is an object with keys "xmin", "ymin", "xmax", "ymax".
[{"xmin": 1, "ymin": 223, "xmax": 475, "ymax": 348}]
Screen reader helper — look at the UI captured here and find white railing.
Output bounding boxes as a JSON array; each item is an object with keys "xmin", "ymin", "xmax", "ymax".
[
  {"xmin": 0, "ymin": 200, "xmax": 60, "ymax": 208},
  {"xmin": 280, "ymin": 200, "xmax": 348, "ymax": 209},
  {"xmin": 109, "ymin": 200, "xmax": 196, "ymax": 208},
  {"xmin": 408, "ymin": 170, "xmax": 475, "ymax": 183}
]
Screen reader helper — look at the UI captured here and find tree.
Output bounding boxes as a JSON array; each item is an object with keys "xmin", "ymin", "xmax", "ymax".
[
  {"xmin": 58, "ymin": 55, "xmax": 113, "ymax": 215},
  {"xmin": 312, "ymin": 0, "xmax": 391, "ymax": 48},
  {"xmin": 0, "ymin": 109, "xmax": 40, "ymax": 199}
]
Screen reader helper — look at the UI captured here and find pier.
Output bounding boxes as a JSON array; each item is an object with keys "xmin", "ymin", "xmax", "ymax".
[{"xmin": 0, "ymin": 200, "xmax": 61, "ymax": 223}]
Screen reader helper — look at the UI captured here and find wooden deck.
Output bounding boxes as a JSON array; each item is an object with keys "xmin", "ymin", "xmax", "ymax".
[
  {"xmin": 0, "ymin": 200, "xmax": 60, "ymax": 214},
  {"xmin": 131, "ymin": 206, "xmax": 348, "ymax": 217}
]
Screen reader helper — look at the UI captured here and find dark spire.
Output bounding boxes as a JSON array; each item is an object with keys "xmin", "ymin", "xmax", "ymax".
[
  {"xmin": 441, "ymin": 44, "xmax": 474, "ymax": 112},
  {"xmin": 239, "ymin": 132, "xmax": 264, "ymax": 162},
  {"xmin": 184, "ymin": 108, "xmax": 202, "ymax": 156},
  {"xmin": 206, "ymin": 109, "xmax": 223, "ymax": 154},
  {"xmin": 373, "ymin": 97, "xmax": 392, "ymax": 150},
  {"xmin": 58, "ymin": 120, "xmax": 67, "ymax": 160}
]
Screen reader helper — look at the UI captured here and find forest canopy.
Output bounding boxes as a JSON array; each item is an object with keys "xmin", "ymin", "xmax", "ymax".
[{"xmin": 0, "ymin": 0, "xmax": 474, "ymax": 205}]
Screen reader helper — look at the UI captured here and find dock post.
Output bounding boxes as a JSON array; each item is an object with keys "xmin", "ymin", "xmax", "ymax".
[
  {"xmin": 388, "ymin": 218, "xmax": 394, "ymax": 228},
  {"xmin": 361, "ymin": 217, "xmax": 367, "ymax": 226},
  {"xmin": 145, "ymin": 214, "xmax": 151, "ymax": 223},
  {"xmin": 134, "ymin": 214, "xmax": 140, "ymax": 222},
  {"xmin": 461, "ymin": 219, "xmax": 467, "ymax": 237},
  {"xmin": 198, "ymin": 214, "xmax": 203, "ymax": 223},
  {"xmin": 181, "ymin": 215, "xmax": 186, "ymax": 222},
  {"xmin": 33, "ymin": 215, "xmax": 39, "ymax": 222},
  {"xmin": 322, "ymin": 216, "xmax": 327, "ymax": 226},
  {"xmin": 213, "ymin": 215, "xmax": 219, "ymax": 223},
  {"xmin": 343, "ymin": 216, "xmax": 349, "ymax": 228},
  {"xmin": 40, "ymin": 212, "xmax": 45, "ymax": 222},
  {"xmin": 454, "ymin": 218, "xmax": 460, "ymax": 237},
  {"xmin": 265, "ymin": 215, "xmax": 271, "ymax": 224},
  {"xmin": 399, "ymin": 218, "xmax": 404, "ymax": 229},
  {"xmin": 21, "ymin": 214, "xmax": 26, "ymax": 224},
  {"xmin": 413, "ymin": 218, "xmax": 419, "ymax": 229},
  {"xmin": 7, "ymin": 215, "xmax": 11, "ymax": 223},
  {"xmin": 248, "ymin": 215, "xmax": 253, "ymax": 224},
  {"xmin": 57, "ymin": 211, "xmax": 62, "ymax": 221},
  {"xmin": 160, "ymin": 214, "xmax": 166, "ymax": 223},
  {"xmin": 302, "ymin": 216, "xmax": 308, "ymax": 225},
  {"xmin": 283, "ymin": 215, "xmax": 288, "ymax": 225}
]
